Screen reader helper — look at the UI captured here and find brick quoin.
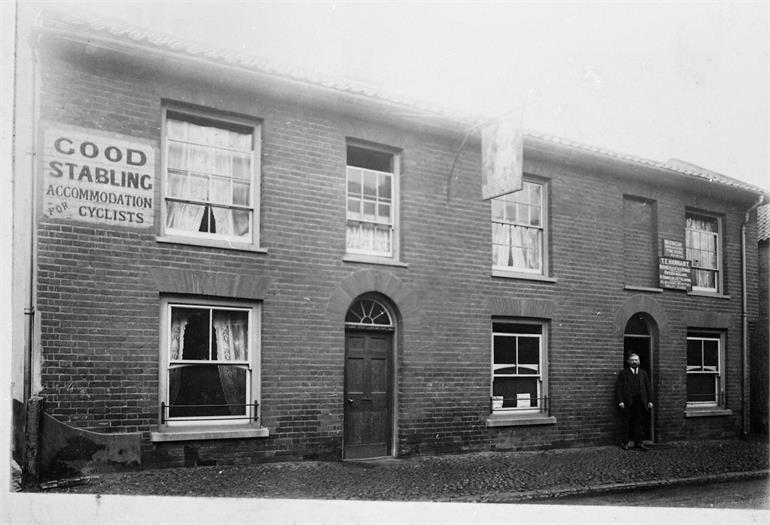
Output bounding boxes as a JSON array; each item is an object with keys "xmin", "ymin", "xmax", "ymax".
[{"xmin": 27, "ymin": 18, "xmax": 765, "ymax": 468}]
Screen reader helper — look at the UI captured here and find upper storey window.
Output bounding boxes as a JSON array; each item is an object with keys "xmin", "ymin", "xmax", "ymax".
[
  {"xmin": 163, "ymin": 108, "xmax": 259, "ymax": 246},
  {"xmin": 685, "ymin": 212, "xmax": 721, "ymax": 293},
  {"xmin": 492, "ymin": 180, "xmax": 545, "ymax": 275},
  {"xmin": 346, "ymin": 143, "xmax": 399, "ymax": 260}
]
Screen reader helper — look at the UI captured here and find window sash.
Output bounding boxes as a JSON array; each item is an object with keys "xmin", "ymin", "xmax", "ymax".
[
  {"xmin": 492, "ymin": 224, "xmax": 543, "ymax": 273},
  {"xmin": 492, "ymin": 331, "xmax": 543, "ymax": 411},
  {"xmin": 686, "ymin": 335, "xmax": 721, "ymax": 406},
  {"xmin": 491, "ymin": 181, "xmax": 545, "ymax": 273},
  {"xmin": 686, "ymin": 214, "xmax": 720, "ymax": 292},
  {"xmin": 164, "ymin": 113, "xmax": 256, "ymax": 243},
  {"xmin": 167, "ymin": 364, "xmax": 252, "ymax": 420},
  {"xmin": 346, "ymin": 165, "xmax": 394, "ymax": 256},
  {"xmin": 169, "ymin": 305, "xmax": 250, "ymax": 359},
  {"xmin": 686, "ymin": 373, "xmax": 719, "ymax": 404},
  {"xmin": 165, "ymin": 303, "xmax": 254, "ymax": 423}
]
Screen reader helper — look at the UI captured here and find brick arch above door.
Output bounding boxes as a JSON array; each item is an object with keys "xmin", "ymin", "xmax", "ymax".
[
  {"xmin": 614, "ymin": 294, "xmax": 669, "ymax": 338},
  {"xmin": 326, "ymin": 269, "xmax": 420, "ymax": 325}
]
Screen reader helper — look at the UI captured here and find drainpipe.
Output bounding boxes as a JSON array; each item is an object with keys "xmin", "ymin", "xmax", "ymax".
[
  {"xmin": 741, "ymin": 195, "xmax": 765, "ymax": 438},
  {"xmin": 20, "ymin": 14, "xmax": 42, "ymax": 488},
  {"xmin": 23, "ymin": 20, "xmax": 41, "ymax": 407}
]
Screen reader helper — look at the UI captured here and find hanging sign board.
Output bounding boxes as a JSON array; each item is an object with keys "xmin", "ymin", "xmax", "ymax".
[
  {"xmin": 481, "ymin": 110, "xmax": 523, "ymax": 200},
  {"xmin": 42, "ymin": 125, "xmax": 155, "ymax": 227}
]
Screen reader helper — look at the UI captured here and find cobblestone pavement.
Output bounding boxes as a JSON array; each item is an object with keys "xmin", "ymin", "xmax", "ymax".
[{"xmin": 42, "ymin": 439, "xmax": 768, "ymax": 503}]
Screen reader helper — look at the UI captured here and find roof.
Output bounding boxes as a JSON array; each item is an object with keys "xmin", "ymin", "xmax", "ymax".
[
  {"xmin": 525, "ymin": 132, "xmax": 769, "ymax": 197},
  {"xmin": 33, "ymin": 8, "xmax": 769, "ymax": 200},
  {"xmin": 35, "ymin": 7, "xmax": 479, "ymax": 126}
]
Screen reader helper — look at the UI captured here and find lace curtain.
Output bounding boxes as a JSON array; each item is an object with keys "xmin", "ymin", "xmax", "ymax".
[
  {"xmin": 165, "ymin": 118, "xmax": 251, "ymax": 238},
  {"xmin": 166, "ymin": 141, "xmax": 208, "ymax": 233},
  {"xmin": 347, "ymin": 223, "xmax": 391, "ymax": 253},
  {"xmin": 212, "ymin": 310, "xmax": 248, "ymax": 415},
  {"xmin": 493, "ymin": 224, "xmax": 541, "ymax": 270},
  {"xmin": 168, "ymin": 309, "xmax": 192, "ymax": 406}
]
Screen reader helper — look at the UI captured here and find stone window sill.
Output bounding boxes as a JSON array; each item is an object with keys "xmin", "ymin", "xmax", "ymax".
[
  {"xmin": 156, "ymin": 235, "xmax": 268, "ymax": 254},
  {"xmin": 686, "ymin": 291, "xmax": 731, "ymax": 300},
  {"xmin": 150, "ymin": 425, "xmax": 269, "ymax": 442},
  {"xmin": 491, "ymin": 270, "xmax": 557, "ymax": 283},
  {"xmin": 343, "ymin": 254, "xmax": 408, "ymax": 268},
  {"xmin": 684, "ymin": 407, "xmax": 733, "ymax": 418},
  {"xmin": 624, "ymin": 285, "xmax": 663, "ymax": 293},
  {"xmin": 485, "ymin": 414, "xmax": 557, "ymax": 428}
]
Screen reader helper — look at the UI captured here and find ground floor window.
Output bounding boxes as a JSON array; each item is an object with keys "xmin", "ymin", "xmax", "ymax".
[
  {"xmin": 162, "ymin": 298, "xmax": 260, "ymax": 425},
  {"xmin": 686, "ymin": 330, "xmax": 723, "ymax": 407},
  {"xmin": 491, "ymin": 321, "xmax": 546, "ymax": 413}
]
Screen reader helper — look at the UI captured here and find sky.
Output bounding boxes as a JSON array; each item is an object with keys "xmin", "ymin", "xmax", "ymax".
[{"xmin": 34, "ymin": 1, "xmax": 770, "ymax": 191}]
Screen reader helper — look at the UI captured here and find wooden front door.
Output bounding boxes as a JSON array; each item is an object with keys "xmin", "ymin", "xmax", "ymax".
[{"xmin": 344, "ymin": 330, "xmax": 392, "ymax": 459}]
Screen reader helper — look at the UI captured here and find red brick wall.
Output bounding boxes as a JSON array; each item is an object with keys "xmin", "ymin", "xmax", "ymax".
[
  {"xmin": 34, "ymin": 39, "xmax": 761, "ymax": 467},
  {"xmin": 623, "ymin": 196, "xmax": 657, "ymax": 288}
]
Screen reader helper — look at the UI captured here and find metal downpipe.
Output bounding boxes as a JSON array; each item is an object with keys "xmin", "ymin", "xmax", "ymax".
[{"xmin": 741, "ymin": 195, "xmax": 765, "ymax": 437}]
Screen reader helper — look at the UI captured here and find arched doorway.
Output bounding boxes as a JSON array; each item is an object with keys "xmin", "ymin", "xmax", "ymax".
[
  {"xmin": 344, "ymin": 295, "xmax": 395, "ymax": 459},
  {"xmin": 623, "ymin": 313, "xmax": 655, "ymax": 441}
]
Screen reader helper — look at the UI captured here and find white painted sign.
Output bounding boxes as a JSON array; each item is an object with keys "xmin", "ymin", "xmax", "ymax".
[
  {"xmin": 42, "ymin": 126, "xmax": 155, "ymax": 227},
  {"xmin": 481, "ymin": 110, "xmax": 523, "ymax": 200},
  {"xmin": 659, "ymin": 256, "xmax": 692, "ymax": 291},
  {"xmin": 662, "ymin": 238, "xmax": 685, "ymax": 259}
]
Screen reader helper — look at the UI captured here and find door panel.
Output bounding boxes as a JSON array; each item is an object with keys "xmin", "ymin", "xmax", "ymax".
[{"xmin": 344, "ymin": 331, "xmax": 392, "ymax": 459}]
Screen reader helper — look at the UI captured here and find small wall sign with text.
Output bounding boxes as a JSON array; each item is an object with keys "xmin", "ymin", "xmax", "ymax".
[
  {"xmin": 659, "ymin": 256, "xmax": 692, "ymax": 291},
  {"xmin": 42, "ymin": 126, "xmax": 155, "ymax": 227},
  {"xmin": 662, "ymin": 239, "xmax": 685, "ymax": 259}
]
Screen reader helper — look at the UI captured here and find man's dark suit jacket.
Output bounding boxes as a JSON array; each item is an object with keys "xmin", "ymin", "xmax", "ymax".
[{"xmin": 615, "ymin": 367, "xmax": 652, "ymax": 408}]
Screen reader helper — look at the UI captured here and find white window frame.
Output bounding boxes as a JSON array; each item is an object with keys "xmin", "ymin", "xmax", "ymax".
[
  {"xmin": 686, "ymin": 331, "xmax": 724, "ymax": 408},
  {"xmin": 160, "ymin": 104, "xmax": 262, "ymax": 249},
  {"xmin": 345, "ymin": 141, "xmax": 400, "ymax": 261},
  {"xmin": 491, "ymin": 320, "xmax": 547, "ymax": 415},
  {"xmin": 685, "ymin": 212, "xmax": 721, "ymax": 293},
  {"xmin": 491, "ymin": 179, "xmax": 548, "ymax": 277},
  {"xmin": 159, "ymin": 297, "xmax": 261, "ymax": 428}
]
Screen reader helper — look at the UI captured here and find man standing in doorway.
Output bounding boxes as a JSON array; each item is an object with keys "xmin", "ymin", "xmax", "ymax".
[{"xmin": 615, "ymin": 353, "xmax": 653, "ymax": 451}]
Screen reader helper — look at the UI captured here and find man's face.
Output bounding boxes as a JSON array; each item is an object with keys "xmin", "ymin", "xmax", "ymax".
[{"xmin": 628, "ymin": 356, "xmax": 640, "ymax": 369}]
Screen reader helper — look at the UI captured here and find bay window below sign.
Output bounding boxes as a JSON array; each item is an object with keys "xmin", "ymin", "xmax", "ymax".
[{"xmin": 165, "ymin": 302, "xmax": 256, "ymax": 422}]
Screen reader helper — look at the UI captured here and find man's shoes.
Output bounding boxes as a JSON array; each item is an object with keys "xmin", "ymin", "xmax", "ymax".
[
  {"xmin": 620, "ymin": 443, "xmax": 629, "ymax": 450},
  {"xmin": 634, "ymin": 443, "xmax": 649, "ymax": 451}
]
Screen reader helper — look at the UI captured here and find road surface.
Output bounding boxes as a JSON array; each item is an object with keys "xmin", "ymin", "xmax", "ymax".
[{"xmin": 542, "ymin": 478, "xmax": 769, "ymax": 509}]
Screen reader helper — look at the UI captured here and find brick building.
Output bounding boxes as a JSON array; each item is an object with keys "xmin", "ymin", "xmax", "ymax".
[
  {"xmin": 11, "ymin": 11, "xmax": 768, "ymax": 474},
  {"xmin": 752, "ymin": 204, "xmax": 770, "ymax": 435}
]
